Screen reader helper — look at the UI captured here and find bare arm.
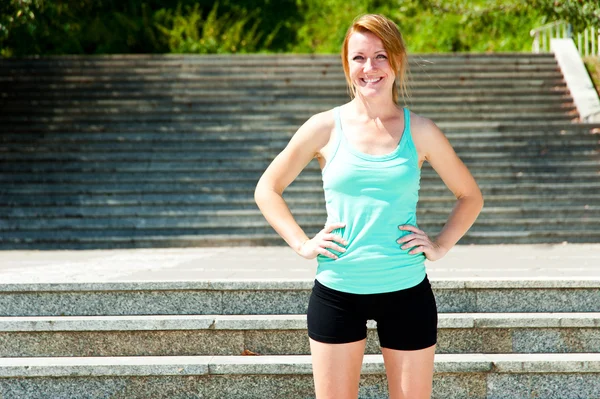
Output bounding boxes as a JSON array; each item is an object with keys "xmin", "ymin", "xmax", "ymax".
[
  {"xmin": 254, "ymin": 110, "xmax": 346, "ymax": 258},
  {"xmin": 399, "ymin": 115, "xmax": 484, "ymax": 260}
]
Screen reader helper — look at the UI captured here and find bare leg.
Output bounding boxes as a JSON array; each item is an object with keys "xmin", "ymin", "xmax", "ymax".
[
  {"xmin": 309, "ymin": 338, "xmax": 367, "ymax": 399},
  {"xmin": 381, "ymin": 344, "xmax": 436, "ymax": 399}
]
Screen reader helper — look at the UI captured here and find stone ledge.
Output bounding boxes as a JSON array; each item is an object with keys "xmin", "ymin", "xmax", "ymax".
[
  {"xmin": 1, "ymin": 354, "xmax": 599, "ymax": 378},
  {"xmin": 1, "ymin": 278, "xmax": 599, "ymax": 292},
  {"xmin": 0, "ymin": 313, "xmax": 598, "ymax": 331}
]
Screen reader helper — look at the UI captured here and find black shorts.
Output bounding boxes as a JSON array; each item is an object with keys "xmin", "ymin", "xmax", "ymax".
[{"xmin": 307, "ymin": 275, "xmax": 437, "ymax": 351}]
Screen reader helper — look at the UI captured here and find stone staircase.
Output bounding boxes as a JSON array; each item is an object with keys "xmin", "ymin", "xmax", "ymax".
[
  {"xmin": 0, "ymin": 278, "xmax": 598, "ymax": 398},
  {"xmin": 1, "ymin": 53, "xmax": 600, "ymax": 249}
]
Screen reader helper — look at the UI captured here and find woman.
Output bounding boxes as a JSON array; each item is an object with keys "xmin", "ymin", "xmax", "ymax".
[{"xmin": 254, "ymin": 13, "xmax": 483, "ymax": 399}]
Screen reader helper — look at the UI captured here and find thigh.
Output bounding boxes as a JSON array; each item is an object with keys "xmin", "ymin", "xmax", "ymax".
[
  {"xmin": 310, "ymin": 338, "xmax": 366, "ymax": 399},
  {"xmin": 381, "ymin": 344, "xmax": 436, "ymax": 399},
  {"xmin": 306, "ymin": 280, "xmax": 369, "ymax": 399},
  {"xmin": 375, "ymin": 276, "xmax": 438, "ymax": 351},
  {"xmin": 307, "ymin": 279, "xmax": 368, "ymax": 344}
]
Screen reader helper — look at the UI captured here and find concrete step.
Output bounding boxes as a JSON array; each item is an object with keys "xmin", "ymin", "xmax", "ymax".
[
  {"xmin": 0, "ymin": 94, "xmax": 571, "ymax": 107},
  {"xmin": 0, "ymin": 192, "xmax": 595, "ymax": 208},
  {"xmin": 1, "ymin": 80, "xmax": 568, "ymax": 94},
  {"xmin": 5, "ymin": 120, "xmax": 595, "ymax": 134},
  {"xmin": 1, "ymin": 129, "xmax": 595, "ymax": 144},
  {"xmin": 1, "ymin": 171, "xmax": 598, "ymax": 186},
  {"xmin": 0, "ymin": 147, "xmax": 595, "ymax": 163},
  {"xmin": 1, "ymin": 159, "xmax": 598, "ymax": 174},
  {"xmin": 0, "ymin": 87, "xmax": 571, "ymax": 99},
  {"xmin": 0, "ymin": 353, "xmax": 597, "ymax": 399},
  {"xmin": 0, "ymin": 52, "xmax": 557, "ymax": 63},
  {"xmin": 0, "ymin": 62, "xmax": 561, "ymax": 74},
  {"xmin": 2, "ymin": 230, "xmax": 599, "ymax": 248},
  {"xmin": 0, "ymin": 111, "xmax": 575, "ymax": 124},
  {"xmin": 0, "ymin": 279, "xmax": 598, "ymax": 316},
  {"xmin": 1, "ymin": 206, "xmax": 598, "ymax": 220},
  {"xmin": 1, "ymin": 214, "xmax": 599, "ymax": 233},
  {"xmin": 0, "ymin": 313, "xmax": 597, "ymax": 357},
  {"xmin": 2, "ymin": 181, "xmax": 598, "ymax": 196},
  {"xmin": 1, "ymin": 103, "xmax": 576, "ymax": 116},
  {"xmin": 1, "ymin": 70, "xmax": 565, "ymax": 82},
  {"xmin": 0, "ymin": 138, "xmax": 594, "ymax": 153}
]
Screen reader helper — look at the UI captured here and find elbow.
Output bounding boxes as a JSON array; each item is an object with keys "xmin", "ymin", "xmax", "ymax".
[
  {"xmin": 473, "ymin": 189, "xmax": 484, "ymax": 216},
  {"xmin": 254, "ymin": 179, "xmax": 278, "ymax": 209},
  {"xmin": 254, "ymin": 182, "xmax": 266, "ymax": 208}
]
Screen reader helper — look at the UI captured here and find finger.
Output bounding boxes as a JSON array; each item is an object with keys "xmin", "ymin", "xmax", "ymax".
[
  {"xmin": 400, "ymin": 239, "xmax": 429, "ymax": 250},
  {"xmin": 321, "ymin": 241, "xmax": 346, "ymax": 253},
  {"xmin": 324, "ymin": 234, "xmax": 348, "ymax": 246},
  {"xmin": 409, "ymin": 246, "xmax": 425, "ymax": 255},
  {"xmin": 317, "ymin": 247, "xmax": 338, "ymax": 260},
  {"xmin": 324, "ymin": 223, "xmax": 346, "ymax": 233},
  {"xmin": 396, "ymin": 233, "xmax": 417, "ymax": 244},
  {"xmin": 398, "ymin": 224, "xmax": 423, "ymax": 234}
]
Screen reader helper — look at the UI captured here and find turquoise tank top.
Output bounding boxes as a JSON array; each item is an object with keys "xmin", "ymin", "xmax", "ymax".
[{"xmin": 316, "ymin": 106, "xmax": 426, "ymax": 294}]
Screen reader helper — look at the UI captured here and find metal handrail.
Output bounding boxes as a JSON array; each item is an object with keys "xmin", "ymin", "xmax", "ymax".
[
  {"xmin": 530, "ymin": 21, "xmax": 571, "ymax": 53},
  {"xmin": 531, "ymin": 20, "xmax": 599, "ymax": 56}
]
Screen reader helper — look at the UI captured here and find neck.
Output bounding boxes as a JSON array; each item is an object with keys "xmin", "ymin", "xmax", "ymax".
[{"xmin": 350, "ymin": 94, "xmax": 400, "ymax": 120}]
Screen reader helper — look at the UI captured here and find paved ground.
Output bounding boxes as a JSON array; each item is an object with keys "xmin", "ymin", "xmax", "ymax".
[{"xmin": 1, "ymin": 244, "xmax": 599, "ymax": 284}]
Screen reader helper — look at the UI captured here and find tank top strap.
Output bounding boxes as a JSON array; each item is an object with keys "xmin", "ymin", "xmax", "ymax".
[
  {"xmin": 401, "ymin": 107, "xmax": 415, "ymax": 148},
  {"xmin": 322, "ymin": 107, "xmax": 343, "ymax": 175}
]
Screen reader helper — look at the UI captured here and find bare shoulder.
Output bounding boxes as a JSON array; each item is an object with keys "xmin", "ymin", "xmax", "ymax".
[
  {"xmin": 408, "ymin": 111, "xmax": 450, "ymax": 162},
  {"xmin": 296, "ymin": 108, "xmax": 335, "ymax": 147},
  {"xmin": 409, "ymin": 111, "xmax": 443, "ymax": 141},
  {"xmin": 289, "ymin": 108, "xmax": 336, "ymax": 160}
]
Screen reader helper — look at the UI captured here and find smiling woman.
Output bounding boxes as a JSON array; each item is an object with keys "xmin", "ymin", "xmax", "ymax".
[
  {"xmin": 341, "ymin": 14, "xmax": 409, "ymax": 104},
  {"xmin": 254, "ymin": 13, "xmax": 484, "ymax": 399}
]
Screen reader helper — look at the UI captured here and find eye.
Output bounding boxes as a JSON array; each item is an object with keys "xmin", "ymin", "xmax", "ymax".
[
  {"xmin": 352, "ymin": 55, "xmax": 364, "ymax": 61},
  {"xmin": 377, "ymin": 54, "xmax": 387, "ymax": 59}
]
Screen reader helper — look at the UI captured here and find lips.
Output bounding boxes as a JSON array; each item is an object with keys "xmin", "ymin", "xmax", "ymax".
[{"xmin": 361, "ymin": 77, "xmax": 383, "ymax": 84}]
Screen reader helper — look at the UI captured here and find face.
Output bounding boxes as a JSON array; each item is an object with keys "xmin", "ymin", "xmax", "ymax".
[{"xmin": 347, "ymin": 30, "xmax": 395, "ymax": 99}]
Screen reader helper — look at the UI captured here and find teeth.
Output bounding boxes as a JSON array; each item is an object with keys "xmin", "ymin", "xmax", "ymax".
[{"xmin": 363, "ymin": 77, "xmax": 381, "ymax": 83}]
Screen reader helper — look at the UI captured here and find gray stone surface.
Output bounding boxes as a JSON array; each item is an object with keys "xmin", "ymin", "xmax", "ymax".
[
  {"xmin": 0, "ymin": 330, "xmax": 244, "ymax": 357},
  {"xmin": 475, "ymin": 288, "xmax": 600, "ymax": 312},
  {"xmin": 244, "ymin": 330, "xmax": 311, "ymax": 355},
  {"xmin": 513, "ymin": 328, "xmax": 600, "ymax": 353},
  {"xmin": 0, "ymin": 356, "xmax": 211, "ymax": 377},
  {"xmin": 221, "ymin": 290, "xmax": 311, "ymax": 315},
  {"xmin": 214, "ymin": 314, "xmax": 306, "ymax": 330},
  {"xmin": 437, "ymin": 329, "xmax": 513, "ymax": 354},
  {"xmin": 202, "ymin": 375, "xmax": 317, "ymax": 399},
  {"xmin": 0, "ymin": 315, "xmax": 216, "ymax": 331},
  {"xmin": 435, "ymin": 289, "xmax": 478, "ymax": 312},
  {"xmin": 0, "ymin": 376, "xmax": 205, "ymax": 399},
  {"xmin": 433, "ymin": 374, "xmax": 487, "ymax": 399},
  {"xmin": 487, "ymin": 373, "xmax": 600, "ymax": 399},
  {"xmin": 0, "ymin": 290, "xmax": 222, "ymax": 316},
  {"xmin": 490, "ymin": 353, "xmax": 600, "ymax": 373},
  {"xmin": 2, "ymin": 313, "xmax": 598, "ymax": 332},
  {"xmin": 1, "ymin": 244, "xmax": 598, "ymax": 285},
  {"xmin": 1, "ymin": 314, "xmax": 598, "ymax": 356}
]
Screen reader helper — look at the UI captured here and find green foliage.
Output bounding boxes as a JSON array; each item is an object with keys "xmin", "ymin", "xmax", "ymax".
[
  {"xmin": 155, "ymin": 3, "xmax": 279, "ymax": 53},
  {"xmin": 527, "ymin": 0, "xmax": 600, "ymax": 32},
  {"xmin": 583, "ymin": 56, "xmax": 600, "ymax": 95},
  {"xmin": 0, "ymin": 0, "xmax": 42, "ymax": 56},
  {"xmin": 0, "ymin": 0, "xmax": 598, "ymax": 56}
]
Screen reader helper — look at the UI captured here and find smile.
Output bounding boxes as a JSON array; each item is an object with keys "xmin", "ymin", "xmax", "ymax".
[{"xmin": 361, "ymin": 77, "xmax": 383, "ymax": 84}]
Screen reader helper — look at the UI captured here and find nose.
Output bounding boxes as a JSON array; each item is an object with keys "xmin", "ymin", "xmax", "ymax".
[{"xmin": 363, "ymin": 57, "xmax": 375, "ymax": 73}]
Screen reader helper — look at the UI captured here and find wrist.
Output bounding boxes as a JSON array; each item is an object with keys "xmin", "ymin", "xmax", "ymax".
[
  {"xmin": 434, "ymin": 239, "xmax": 451, "ymax": 254},
  {"xmin": 293, "ymin": 237, "xmax": 310, "ymax": 254}
]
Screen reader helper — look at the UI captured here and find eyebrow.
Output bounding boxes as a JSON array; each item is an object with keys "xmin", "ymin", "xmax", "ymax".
[{"xmin": 350, "ymin": 49, "xmax": 387, "ymax": 55}]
